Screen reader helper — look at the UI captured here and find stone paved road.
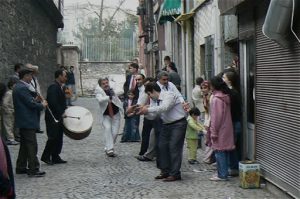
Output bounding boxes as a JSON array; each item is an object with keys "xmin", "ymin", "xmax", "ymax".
[{"xmin": 8, "ymin": 98, "xmax": 280, "ymax": 199}]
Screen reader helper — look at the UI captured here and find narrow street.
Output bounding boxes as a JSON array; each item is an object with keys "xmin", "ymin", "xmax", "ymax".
[{"xmin": 8, "ymin": 98, "xmax": 277, "ymax": 199}]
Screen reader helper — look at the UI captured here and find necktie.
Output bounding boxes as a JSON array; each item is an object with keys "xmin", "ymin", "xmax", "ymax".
[
  {"xmin": 108, "ymin": 102, "xmax": 114, "ymax": 118},
  {"xmin": 164, "ymin": 85, "xmax": 168, "ymax": 91},
  {"xmin": 131, "ymin": 75, "xmax": 136, "ymax": 90},
  {"xmin": 157, "ymin": 100, "xmax": 161, "ymax": 106},
  {"xmin": 147, "ymin": 97, "xmax": 150, "ymax": 105}
]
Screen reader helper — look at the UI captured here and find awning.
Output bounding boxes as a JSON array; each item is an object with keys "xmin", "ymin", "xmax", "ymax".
[
  {"xmin": 175, "ymin": 12, "xmax": 195, "ymax": 22},
  {"xmin": 158, "ymin": 0, "xmax": 181, "ymax": 24}
]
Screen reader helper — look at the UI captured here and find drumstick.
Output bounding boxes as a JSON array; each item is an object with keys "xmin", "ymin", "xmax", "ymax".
[
  {"xmin": 33, "ymin": 88, "xmax": 59, "ymax": 123},
  {"xmin": 63, "ymin": 116, "xmax": 80, "ymax": 120}
]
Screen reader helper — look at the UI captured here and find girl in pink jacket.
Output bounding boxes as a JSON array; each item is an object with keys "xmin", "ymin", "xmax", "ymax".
[{"xmin": 209, "ymin": 76, "xmax": 235, "ymax": 181}]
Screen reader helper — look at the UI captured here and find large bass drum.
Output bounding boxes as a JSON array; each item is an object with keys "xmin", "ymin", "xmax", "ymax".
[{"xmin": 63, "ymin": 106, "xmax": 93, "ymax": 140}]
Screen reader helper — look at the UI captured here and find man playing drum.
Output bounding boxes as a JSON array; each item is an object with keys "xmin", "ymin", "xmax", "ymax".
[
  {"xmin": 95, "ymin": 77, "xmax": 123, "ymax": 157},
  {"xmin": 41, "ymin": 69, "xmax": 68, "ymax": 165}
]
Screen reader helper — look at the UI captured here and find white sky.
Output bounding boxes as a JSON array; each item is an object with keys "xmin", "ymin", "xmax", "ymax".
[{"xmin": 64, "ymin": 0, "xmax": 139, "ymax": 11}]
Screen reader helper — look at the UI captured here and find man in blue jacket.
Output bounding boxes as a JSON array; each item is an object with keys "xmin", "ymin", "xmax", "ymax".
[{"xmin": 13, "ymin": 69, "xmax": 48, "ymax": 177}]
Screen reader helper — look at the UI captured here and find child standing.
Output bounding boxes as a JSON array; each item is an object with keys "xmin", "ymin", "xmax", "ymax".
[
  {"xmin": 121, "ymin": 90, "xmax": 141, "ymax": 142},
  {"xmin": 186, "ymin": 107, "xmax": 204, "ymax": 164}
]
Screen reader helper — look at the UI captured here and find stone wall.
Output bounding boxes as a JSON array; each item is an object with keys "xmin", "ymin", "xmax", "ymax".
[
  {"xmin": 79, "ymin": 62, "xmax": 129, "ymax": 96},
  {"xmin": 0, "ymin": 0, "xmax": 59, "ymax": 95}
]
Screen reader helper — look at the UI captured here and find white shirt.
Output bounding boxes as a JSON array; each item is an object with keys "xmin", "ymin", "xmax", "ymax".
[
  {"xmin": 192, "ymin": 85, "xmax": 205, "ymax": 112},
  {"xmin": 28, "ymin": 76, "xmax": 41, "ymax": 94},
  {"xmin": 129, "ymin": 75, "xmax": 136, "ymax": 90},
  {"xmin": 156, "ymin": 81, "xmax": 184, "ymax": 103},
  {"xmin": 147, "ymin": 91, "xmax": 186, "ymax": 124},
  {"xmin": 137, "ymin": 85, "xmax": 147, "ymax": 105}
]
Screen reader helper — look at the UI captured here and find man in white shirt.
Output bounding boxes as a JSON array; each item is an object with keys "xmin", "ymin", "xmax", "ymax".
[
  {"xmin": 156, "ymin": 71, "xmax": 184, "ymax": 102},
  {"xmin": 138, "ymin": 82, "xmax": 187, "ymax": 182}
]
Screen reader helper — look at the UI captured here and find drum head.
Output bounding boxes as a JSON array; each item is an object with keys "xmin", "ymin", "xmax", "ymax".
[{"xmin": 63, "ymin": 106, "xmax": 93, "ymax": 140}]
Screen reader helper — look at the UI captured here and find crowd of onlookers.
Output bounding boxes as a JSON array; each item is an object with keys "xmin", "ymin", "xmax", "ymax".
[{"xmin": 98, "ymin": 55, "xmax": 242, "ymax": 182}]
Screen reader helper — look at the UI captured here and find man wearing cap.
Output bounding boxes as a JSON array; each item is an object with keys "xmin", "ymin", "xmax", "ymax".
[
  {"xmin": 13, "ymin": 69, "xmax": 48, "ymax": 177},
  {"xmin": 26, "ymin": 64, "xmax": 43, "ymax": 134}
]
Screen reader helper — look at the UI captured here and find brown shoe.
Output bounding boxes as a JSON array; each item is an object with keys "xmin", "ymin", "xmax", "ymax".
[
  {"xmin": 154, "ymin": 173, "xmax": 169, "ymax": 180},
  {"xmin": 163, "ymin": 176, "xmax": 181, "ymax": 182}
]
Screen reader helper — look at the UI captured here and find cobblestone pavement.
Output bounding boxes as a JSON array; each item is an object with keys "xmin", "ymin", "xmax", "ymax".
[{"xmin": 8, "ymin": 98, "xmax": 280, "ymax": 199}]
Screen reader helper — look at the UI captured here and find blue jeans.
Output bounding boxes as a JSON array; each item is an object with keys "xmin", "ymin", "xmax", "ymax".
[
  {"xmin": 228, "ymin": 121, "xmax": 242, "ymax": 170},
  {"xmin": 215, "ymin": 151, "xmax": 230, "ymax": 179}
]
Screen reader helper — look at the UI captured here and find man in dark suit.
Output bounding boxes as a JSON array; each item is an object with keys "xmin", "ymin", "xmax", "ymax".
[
  {"xmin": 13, "ymin": 69, "xmax": 48, "ymax": 177},
  {"xmin": 123, "ymin": 62, "xmax": 139, "ymax": 100},
  {"xmin": 41, "ymin": 69, "xmax": 67, "ymax": 165}
]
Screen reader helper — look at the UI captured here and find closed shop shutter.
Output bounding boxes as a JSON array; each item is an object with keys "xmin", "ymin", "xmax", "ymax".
[{"xmin": 255, "ymin": 1, "xmax": 300, "ymax": 197}]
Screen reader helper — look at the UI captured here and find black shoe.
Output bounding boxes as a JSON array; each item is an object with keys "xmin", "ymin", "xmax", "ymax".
[
  {"xmin": 136, "ymin": 155, "xmax": 152, "ymax": 161},
  {"xmin": 16, "ymin": 169, "xmax": 28, "ymax": 174},
  {"xmin": 163, "ymin": 175, "xmax": 182, "ymax": 182},
  {"xmin": 155, "ymin": 173, "xmax": 169, "ymax": 180},
  {"xmin": 53, "ymin": 159, "xmax": 67, "ymax": 164},
  {"xmin": 6, "ymin": 140, "xmax": 19, "ymax": 145},
  {"xmin": 41, "ymin": 158, "xmax": 54, "ymax": 165},
  {"xmin": 36, "ymin": 130, "xmax": 44, "ymax": 134},
  {"xmin": 188, "ymin": 160, "xmax": 196, "ymax": 164},
  {"xmin": 28, "ymin": 171, "xmax": 46, "ymax": 177}
]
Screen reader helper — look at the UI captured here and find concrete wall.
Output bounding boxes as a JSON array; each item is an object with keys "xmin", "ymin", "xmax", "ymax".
[
  {"xmin": 193, "ymin": 0, "xmax": 215, "ymax": 77},
  {"xmin": 0, "ymin": 0, "xmax": 59, "ymax": 95},
  {"xmin": 78, "ymin": 62, "xmax": 129, "ymax": 96}
]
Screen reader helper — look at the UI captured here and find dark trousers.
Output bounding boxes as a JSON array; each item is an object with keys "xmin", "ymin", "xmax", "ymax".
[
  {"xmin": 159, "ymin": 119, "xmax": 187, "ymax": 177},
  {"xmin": 139, "ymin": 118, "xmax": 153, "ymax": 155},
  {"xmin": 153, "ymin": 118, "xmax": 163, "ymax": 169},
  {"xmin": 42, "ymin": 119, "xmax": 64, "ymax": 161},
  {"xmin": 16, "ymin": 128, "xmax": 40, "ymax": 174}
]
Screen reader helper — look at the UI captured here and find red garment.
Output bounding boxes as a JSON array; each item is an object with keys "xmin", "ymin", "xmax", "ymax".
[
  {"xmin": 130, "ymin": 75, "xmax": 136, "ymax": 90},
  {"xmin": 0, "ymin": 138, "xmax": 8, "ymax": 178},
  {"xmin": 108, "ymin": 102, "xmax": 114, "ymax": 118}
]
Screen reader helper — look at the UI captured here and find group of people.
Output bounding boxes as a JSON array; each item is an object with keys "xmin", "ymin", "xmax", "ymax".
[
  {"xmin": 0, "ymin": 63, "xmax": 77, "ymax": 198},
  {"xmin": 95, "ymin": 56, "xmax": 242, "ymax": 182},
  {"xmin": 0, "ymin": 55, "xmax": 242, "ymax": 198},
  {"xmin": 191, "ymin": 68, "xmax": 242, "ymax": 180},
  {"xmin": 95, "ymin": 57, "xmax": 188, "ymax": 182}
]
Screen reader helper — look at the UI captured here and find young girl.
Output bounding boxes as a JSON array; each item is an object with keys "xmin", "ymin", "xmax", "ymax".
[
  {"xmin": 186, "ymin": 107, "xmax": 204, "ymax": 164},
  {"xmin": 209, "ymin": 76, "xmax": 234, "ymax": 181},
  {"xmin": 121, "ymin": 90, "xmax": 141, "ymax": 142}
]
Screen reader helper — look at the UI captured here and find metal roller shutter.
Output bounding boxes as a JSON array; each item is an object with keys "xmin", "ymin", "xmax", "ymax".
[{"xmin": 255, "ymin": 1, "xmax": 300, "ymax": 197}]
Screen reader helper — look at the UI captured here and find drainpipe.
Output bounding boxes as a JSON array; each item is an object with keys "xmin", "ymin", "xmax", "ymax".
[
  {"xmin": 215, "ymin": 0, "xmax": 223, "ymax": 75},
  {"xmin": 181, "ymin": 0, "xmax": 187, "ymax": 99}
]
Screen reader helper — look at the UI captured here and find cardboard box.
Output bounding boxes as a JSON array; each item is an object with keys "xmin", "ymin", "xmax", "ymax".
[{"xmin": 239, "ymin": 161, "xmax": 260, "ymax": 189}]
